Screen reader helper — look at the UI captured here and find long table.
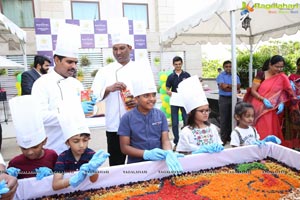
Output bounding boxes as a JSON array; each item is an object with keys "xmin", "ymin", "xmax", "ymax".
[{"xmin": 15, "ymin": 143, "xmax": 300, "ymax": 199}]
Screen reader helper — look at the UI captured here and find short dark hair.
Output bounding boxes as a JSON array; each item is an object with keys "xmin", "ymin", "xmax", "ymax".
[
  {"xmin": 53, "ymin": 54, "xmax": 65, "ymax": 61},
  {"xmin": 234, "ymin": 102, "xmax": 254, "ymax": 119},
  {"xmin": 173, "ymin": 56, "xmax": 183, "ymax": 64},
  {"xmin": 223, "ymin": 60, "xmax": 231, "ymax": 67},
  {"xmin": 33, "ymin": 55, "xmax": 51, "ymax": 68}
]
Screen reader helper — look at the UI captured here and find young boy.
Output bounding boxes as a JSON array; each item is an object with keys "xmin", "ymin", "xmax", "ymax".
[
  {"xmin": 8, "ymin": 95, "xmax": 58, "ymax": 179},
  {"xmin": 118, "ymin": 65, "xmax": 183, "ymax": 173},
  {"xmin": 52, "ymin": 101, "xmax": 109, "ymax": 190}
]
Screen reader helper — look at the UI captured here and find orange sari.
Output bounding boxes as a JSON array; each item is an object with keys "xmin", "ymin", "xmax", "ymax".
[{"xmin": 244, "ymin": 73, "xmax": 295, "ymax": 147}]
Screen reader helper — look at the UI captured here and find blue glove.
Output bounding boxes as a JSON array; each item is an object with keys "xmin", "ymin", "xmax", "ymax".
[
  {"xmin": 297, "ymin": 96, "xmax": 300, "ymax": 99},
  {"xmin": 276, "ymin": 102, "xmax": 284, "ymax": 115},
  {"xmin": 90, "ymin": 94, "xmax": 97, "ymax": 104},
  {"xmin": 192, "ymin": 143, "xmax": 224, "ymax": 154},
  {"xmin": 69, "ymin": 170, "xmax": 87, "ymax": 187},
  {"xmin": 263, "ymin": 98, "xmax": 273, "ymax": 108},
  {"xmin": 0, "ymin": 180, "xmax": 9, "ymax": 198},
  {"xmin": 80, "ymin": 150, "xmax": 110, "ymax": 176},
  {"xmin": 6, "ymin": 167, "xmax": 20, "ymax": 178},
  {"xmin": 81, "ymin": 101, "xmax": 94, "ymax": 114},
  {"xmin": 35, "ymin": 167, "xmax": 53, "ymax": 180},
  {"xmin": 165, "ymin": 150, "xmax": 184, "ymax": 174},
  {"xmin": 290, "ymin": 80, "xmax": 296, "ymax": 91},
  {"xmin": 262, "ymin": 135, "xmax": 281, "ymax": 144},
  {"xmin": 251, "ymin": 140, "xmax": 266, "ymax": 147},
  {"xmin": 143, "ymin": 148, "xmax": 167, "ymax": 161}
]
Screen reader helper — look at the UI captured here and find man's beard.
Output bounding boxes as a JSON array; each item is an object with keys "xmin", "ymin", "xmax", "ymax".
[{"xmin": 40, "ymin": 67, "xmax": 48, "ymax": 74}]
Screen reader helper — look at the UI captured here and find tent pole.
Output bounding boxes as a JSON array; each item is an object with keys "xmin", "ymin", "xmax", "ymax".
[
  {"xmin": 230, "ymin": 10, "xmax": 237, "ymax": 131},
  {"xmin": 20, "ymin": 39, "xmax": 27, "ymax": 71},
  {"xmin": 249, "ymin": 43, "xmax": 253, "ymax": 87}
]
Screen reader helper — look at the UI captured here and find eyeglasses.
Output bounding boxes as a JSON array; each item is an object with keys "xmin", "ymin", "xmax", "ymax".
[{"xmin": 196, "ymin": 108, "xmax": 211, "ymax": 114}]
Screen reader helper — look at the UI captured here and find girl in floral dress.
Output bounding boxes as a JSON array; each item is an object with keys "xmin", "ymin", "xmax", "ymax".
[{"xmin": 176, "ymin": 75, "xmax": 222, "ymax": 154}]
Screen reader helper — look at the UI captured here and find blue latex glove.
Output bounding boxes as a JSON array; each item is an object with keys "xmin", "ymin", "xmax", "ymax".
[
  {"xmin": 276, "ymin": 102, "xmax": 284, "ymax": 114},
  {"xmin": 0, "ymin": 180, "xmax": 9, "ymax": 198},
  {"xmin": 143, "ymin": 148, "xmax": 167, "ymax": 161},
  {"xmin": 263, "ymin": 98, "xmax": 273, "ymax": 108},
  {"xmin": 192, "ymin": 143, "xmax": 224, "ymax": 154},
  {"xmin": 90, "ymin": 94, "xmax": 97, "ymax": 104},
  {"xmin": 251, "ymin": 140, "xmax": 266, "ymax": 147},
  {"xmin": 297, "ymin": 96, "xmax": 300, "ymax": 99},
  {"xmin": 81, "ymin": 101, "xmax": 94, "ymax": 114},
  {"xmin": 165, "ymin": 150, "xmax": 184, "ymax": 174},
  {"xmin": 35, "ymin": 167, "xmax": 53, "ymax": 180},
  {"xmin": 262, "ymin": 135, "xmax": 281, "ymax": 144},
  {"xmin": 80, "ymin": 150, "xmax": 110, "ymax": 176},
  {"xmin": 290, "ymin": 80, "xmax": 296, "ymax": 91},
  {"xmin": 69, "ymin": 170, "xmax": 87, "ymax": 187},
  {"xmin": 6, "ymin": 167, "xmax": 20, "ymax": 178}
]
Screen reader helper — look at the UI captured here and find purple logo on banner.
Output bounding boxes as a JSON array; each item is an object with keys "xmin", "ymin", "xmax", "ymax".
[
  {"xmin": 66, "ymin": 19, "xmax": 80, "ymax": 26},
  {"xmin": 94, "ymin": 20, "xmax": 107, "ymax": 34},
  {"xmin": 130, "ymin": 50, "xmax": 135, "ymax": 61},
  {"xmin": 52, "ymin": 35, "xmax": 57, "ymax": 51},
  {"xmin": 128, "ymin": 20, "xmax": 133, "ymax": 35},
  {"xmin": 134, "ymin": 35, "xmax": 147, "ymax": 49},
  {"xmin": 35, "ymin": 18, "xmax": 51, "ymax": 34},
  {"xmin": 81, "ymin": 34, "xmax": 95, "ymax": 48}
]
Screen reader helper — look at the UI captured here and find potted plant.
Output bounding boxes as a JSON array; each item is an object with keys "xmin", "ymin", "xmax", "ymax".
[
  {"xmin": 80, "ymin": 55, "xmax": 91, "ymax": 67},
  {"xmin": 154, "ymin": 57, "xmax": 160, "ymax": 66},
  {"xmin": 105, "ymin": 57, "xmax": 114, "ymax": 64},
  {"xmin": 91, "ymin": 69, "xmax": 99, "ymax": 77},
  {"xmin": 0, "ymin": 69, "xmax": 7, "ymax": 76},
  {"xmin": 76, "ymin": 68, "xmax": 84, "ymax": 82}
]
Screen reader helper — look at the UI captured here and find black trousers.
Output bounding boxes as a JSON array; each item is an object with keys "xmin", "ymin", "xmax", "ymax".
[
  {"xmin": 106, "ymin": 131, "xmax": 126, "ymax": 166},
  {"xmin": 218, "ymin": 96, "xmax": 232, "ymax": 144}
]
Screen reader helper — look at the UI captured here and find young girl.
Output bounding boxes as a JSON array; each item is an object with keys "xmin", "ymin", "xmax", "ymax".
[
  {"xmin": 176, "ymin": 75, "xmax": 223, "ymax": 154},
  {"xmin": 230, "ymin": 102, "xmax": 260, "ymax": 147}
]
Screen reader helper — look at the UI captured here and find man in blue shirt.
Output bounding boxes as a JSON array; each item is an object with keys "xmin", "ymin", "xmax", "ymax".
[
  {"xmin": 216, "ymin": 60, "xmax": 241, "ymax": 145},
  {"xmin": 166, "ymin": 56, "xmax": 191, "ymax": 150}
]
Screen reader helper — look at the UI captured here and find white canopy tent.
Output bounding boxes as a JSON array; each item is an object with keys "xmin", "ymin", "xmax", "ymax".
[
  {"xmin": 160, "ymin": 0, "xmax": 300, "ymax": 129},
  {"xmin": 0, "ymin": 56, "xmax": 23, "ymax": 68},
  {"xmin": 0, "ymin": 12, "xmax": 27, "ymax": 70}
]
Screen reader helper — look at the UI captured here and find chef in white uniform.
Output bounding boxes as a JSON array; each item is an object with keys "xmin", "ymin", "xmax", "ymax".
[
  {"xmin": 92, "ymin": 18, "xmax": 142, "ymax": 166},
  {"xmin": 32, "ymin": 23, "xmax": 92, "ymax": 154}
]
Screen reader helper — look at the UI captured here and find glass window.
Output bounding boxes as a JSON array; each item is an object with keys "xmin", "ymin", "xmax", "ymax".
[
  {"xmin": 1, "ymin": 0, "xmax": 34, "ymax": 27},
  {"xmin": 123, "ymin": 3, "xmax": 148, "ymax": 28},
  {"xmin": 72, "ymin": 2, "xmax": 99, "ymax": 20}
]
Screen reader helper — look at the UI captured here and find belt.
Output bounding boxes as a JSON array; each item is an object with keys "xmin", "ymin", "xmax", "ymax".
[{"xmin": 219, "ymin": 95, "xmax": 232, "ymax": 98}]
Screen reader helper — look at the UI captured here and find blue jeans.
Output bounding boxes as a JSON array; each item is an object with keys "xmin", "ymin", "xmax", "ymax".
[{"xmin": 171, "ymin": 105, "xmax": 187, "ymax": 145}]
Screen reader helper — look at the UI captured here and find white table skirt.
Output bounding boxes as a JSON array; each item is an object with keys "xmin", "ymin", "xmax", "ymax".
[{"xmin": 15, "ymin": 143, "xmax": 300, "ymax": 199}]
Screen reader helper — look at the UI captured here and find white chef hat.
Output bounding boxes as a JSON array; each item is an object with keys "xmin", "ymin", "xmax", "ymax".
[
  {"xmin": 57, "ymin": 101, "xmax": 90, "ymax": 142},
  {"xmin": 177, "ymin": 75, "xmax": 208, "ymax": 113},
  {"xmin": 9, "ymin": 95, "xmax": 46, "ymax": 148},
  {"xmin": 54, "ymin": 22, "xmax": 81, "ymax": 58},
  {"xmin": 132, "ymin": 60, "xmax": 157, "ymax": 97},
  {"xmin": 110, "ymin": 18, "xmax": 133, "ymax": 46}
]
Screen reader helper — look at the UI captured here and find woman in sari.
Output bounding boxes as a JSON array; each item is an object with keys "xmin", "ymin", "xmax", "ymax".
[{"xmin": 244, "ymin": 55, "xmax": 297, "ymax": 148}]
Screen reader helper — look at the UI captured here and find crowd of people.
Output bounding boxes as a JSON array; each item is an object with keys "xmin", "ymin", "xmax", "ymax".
[{"xmin": 0, "ymin": 18, "xmax": 299, "ymax": 198}]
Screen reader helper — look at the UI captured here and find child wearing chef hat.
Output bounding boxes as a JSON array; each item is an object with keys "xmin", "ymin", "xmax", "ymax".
[
  {"xmin": 7, "ymin": 95, "xmax": 58, "ymax": 179},
  {"xmin": 118, "ymin": 63, "xmax": 184, "ymax": 174},
  {"xmin": 52, "ymin": 101, "xmax": 109, "ymax": 190},
  {"xmin": 176, "ymin": 75, "xmax": 223, "ymax": 154}
]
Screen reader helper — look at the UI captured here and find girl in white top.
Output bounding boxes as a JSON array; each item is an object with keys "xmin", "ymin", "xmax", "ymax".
[
  {"xmin": 176, "ymin": 104, "xmax": 222, "ymax": 154},
  {"xmin": 230, "ymin": 102, "xmax": 260, "ymax": 147}
]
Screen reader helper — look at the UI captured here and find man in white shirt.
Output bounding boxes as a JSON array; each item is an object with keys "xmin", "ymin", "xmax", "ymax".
[
  {"xmin": 32, "ymin": 23, "xmax": 94, "ymax": 154},
  {"xmin": 92, "ymin": 19, "xmax": 139, "ymax": 166}
]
